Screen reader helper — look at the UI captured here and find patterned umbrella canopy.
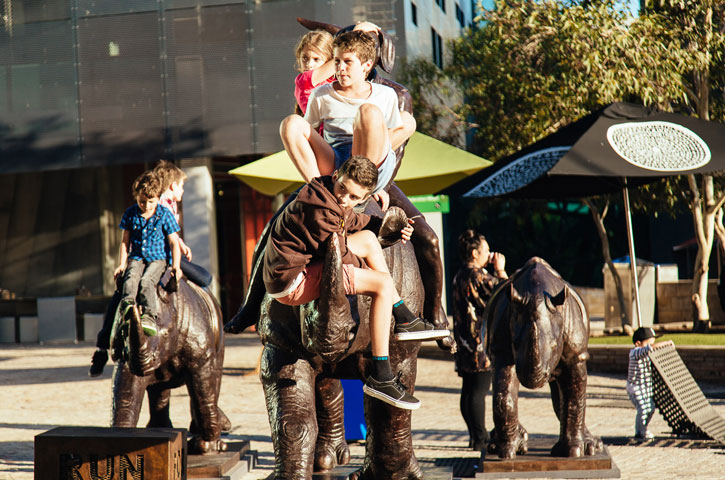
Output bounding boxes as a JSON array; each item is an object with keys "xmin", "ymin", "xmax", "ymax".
[{"xmin": 440, "ymin": 102, "xmax": 725, "ymax": 199}]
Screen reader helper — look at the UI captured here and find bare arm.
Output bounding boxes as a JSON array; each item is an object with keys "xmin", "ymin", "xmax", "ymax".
[
  {"xmin": 310, "ymin": 60, "xmax": 336, "ymax": 85},
  {"xmin": 167, "ymin": 232, "xmax": 182, "ymax": 277},
  {"xmin": 114, "ymin": 230, "xmax": 131, "ymax": 278},
  {"xmin": 389, "ymin": 111, "xmax": 416, "ymax": 151}
]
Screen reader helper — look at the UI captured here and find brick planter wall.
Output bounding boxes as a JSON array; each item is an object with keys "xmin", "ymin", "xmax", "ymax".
[
  {"xmin": 587, "ymin": 344, "xmax": 725, "ymax": 383},
  {"xmin": 420, "ymin": 344, "xmax": 725, "ymax": 383}
]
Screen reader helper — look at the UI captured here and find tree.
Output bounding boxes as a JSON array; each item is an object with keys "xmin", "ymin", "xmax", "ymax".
[
  {"xmin": 401, "ymin": 0, "xmax": 725, "ymax": 329},
  {"xmin": 643, "ymin": 0, "xmax": 725, "ymax": 331}
]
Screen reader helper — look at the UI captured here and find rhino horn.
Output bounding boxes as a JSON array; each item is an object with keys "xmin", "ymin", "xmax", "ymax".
[
  {"xmin": 128, "ymin": 307, "xmax": 157, "ymax": 376},
  {"xmin": 510, "ymin": 284, "xmax": 526, "ymax": 305},
  {"xmin": 306, "ymin": 233, "xmax": 356, "ymax": 363},
  {"xmin": 297, "ymin": 17, "xmax": 341, "ymax": 35}
]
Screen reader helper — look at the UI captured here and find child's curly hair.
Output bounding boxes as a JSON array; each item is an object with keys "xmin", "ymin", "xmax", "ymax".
[
  {"xmin": 153, "ymin": 160, "xmax": 187, "ymax": 193},
  {"xmin": 295, "ymin": 30, "xmax": 334, "ymax": 73},
  {"xmin": 333, "ymin": 30, "xmax": 376, "ymax": 67},
  {"xmin": 337, "ymin": 155, "xmax": 378, "ymax": 193},
  {"xmin": 132, "ymin": 171, "xmax": 163, "ymax": 200}
]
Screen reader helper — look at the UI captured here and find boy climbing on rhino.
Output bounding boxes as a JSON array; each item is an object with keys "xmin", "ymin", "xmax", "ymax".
[{"xmin": 263, "ymin": 155, "xmax": 448, "ymax": 409}]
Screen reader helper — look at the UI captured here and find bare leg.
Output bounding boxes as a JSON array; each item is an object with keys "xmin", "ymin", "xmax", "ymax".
[
  {"xmin": 280, "ymin": 114, "xmax": 335, "ymax": 182},
  {"xmin": 348, "ymin": 230, "xmax": 397, "ymax": 357},
  {"xmin": 351, "ymin": 104, "xmax": 390, "ymax": 167},
  {"xmin": 353, "ymin": 268, "xmax": 394, "ymax": 357}
]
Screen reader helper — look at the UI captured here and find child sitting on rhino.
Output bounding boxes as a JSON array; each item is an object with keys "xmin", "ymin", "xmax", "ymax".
[
  {"xmin": 264, "ymin": 156, "xmax": 448, "ymax": 409},
  {"xmin": 116, "ymin": 171, "xmax": 182, "ymax": 337}
]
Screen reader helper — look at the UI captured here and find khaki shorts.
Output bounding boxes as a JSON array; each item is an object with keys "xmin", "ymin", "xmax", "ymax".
[{"xmin": 274, "ymin": 262, "xmax": 356, "ymax": 306}]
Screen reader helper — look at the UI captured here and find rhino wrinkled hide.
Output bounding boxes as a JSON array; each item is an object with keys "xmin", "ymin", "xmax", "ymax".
[
  {"xmin": 258, "ymin": 200, "xmax": 427, "ymax": 479},
  {"xmin": 485, "ymin": 257, "xmax": 603, "ymax": 459},
  {"xmin": 111, "ymin": 278, "xmax": 229, "ymax": 454}
]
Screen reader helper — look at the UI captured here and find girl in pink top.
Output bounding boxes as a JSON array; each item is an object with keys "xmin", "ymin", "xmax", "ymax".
[{"xmin": 293, "ymin": 30, "xmax": 336, "ymax": 115}]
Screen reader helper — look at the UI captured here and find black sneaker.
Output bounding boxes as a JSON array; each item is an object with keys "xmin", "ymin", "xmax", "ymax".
[
  {"xmin": 88, "ymin": 349, "xmax": 108, "ymax": 377},
  {"xmin": 140, "ymin": 314, "xmax": 158, "ymax": 337},
  {"xmin": 394, "ymin": 317, "xmax": 449, "ymax": 341},
  {"xmin": 363, "ymin": 373, "xmax": 421, "ymax": 410}
]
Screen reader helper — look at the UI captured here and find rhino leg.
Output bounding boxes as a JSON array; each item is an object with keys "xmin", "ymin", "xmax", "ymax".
[
  {"xmin": 313, "ymin": 377, "xmax": 351, "ymax": 471},
  {"xmin": 146, "ymin": 383, "xmax": 173, "ymax": 428},
  {"xmin": 550, "ymin": 361, "xmax": 602, "ymax": 457},
  {"xmin": 111, "ymin": 363, "xmax": 151, "ymax": 427},
  {"xmin": 489, "ymin": 364, "xmax": 528, "ymax": 459},
  {"xmin": 352, "ymin": 367, "xmax": 422, "ymax": 480},
  {"xmin": 186, "ymin": 359, "xmax": 225, "ymax": 454},
  {"xmin": 261, "ymin": 344, "xmax": 318, "ymax": 479}
]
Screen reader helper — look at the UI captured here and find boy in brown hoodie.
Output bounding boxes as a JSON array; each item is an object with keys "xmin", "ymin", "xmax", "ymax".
[{"xmin": 264, "ymin": 155, "xmax": 448, "ymax": 409}]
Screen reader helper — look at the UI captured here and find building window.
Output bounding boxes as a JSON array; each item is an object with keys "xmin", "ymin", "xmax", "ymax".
[
  {"xmin": 431, "ymin": 27, "xmax": 443, "ymax": 68},
  {"xmin": 411, "ymin": 1, "xmax": 417, "ymax": 26},
  {"xmin": 436, "ymin": 0, "xmax": 446, "ymax": 13},
  {"xmin": 455, "ymin": 2, "xmax": 464, "ymax": 27}
]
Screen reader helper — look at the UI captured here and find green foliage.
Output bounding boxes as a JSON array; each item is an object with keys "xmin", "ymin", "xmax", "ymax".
[
  {"xmin": 396, "ymin": 58, "xmax": 465, "ymax": 144},
  {"xmin": 448, "ymin": 0, "xmax": 693, "ymax": 160}
]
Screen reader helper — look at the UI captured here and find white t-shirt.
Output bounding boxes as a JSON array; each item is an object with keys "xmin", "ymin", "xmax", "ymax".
[{"xmin": 304, "ymin": 82, "xmax": 403, "ymax": 149}]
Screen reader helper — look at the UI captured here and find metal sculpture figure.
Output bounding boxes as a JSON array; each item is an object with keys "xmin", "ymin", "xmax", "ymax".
[
  {"xmin": 485, "ymin": 257, "xmax": 603, "ymax": 459},
  {"xmin": 257, "ymin": 203, "xmax": 426, "ymax": 479},
  {"xmin": 111, "ymin": 276, "xmax": 229, "ymax": 454}
]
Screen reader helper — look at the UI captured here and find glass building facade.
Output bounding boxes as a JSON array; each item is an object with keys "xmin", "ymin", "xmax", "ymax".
[{"xmin": 0, "ymin": 0, "xmax": 399, "ymax": 174}]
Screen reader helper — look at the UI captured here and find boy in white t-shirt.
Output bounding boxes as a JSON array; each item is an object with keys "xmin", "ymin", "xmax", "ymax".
[{"xmin": 280, "ymin": 29, "xmax": 412, "ymax": 210}]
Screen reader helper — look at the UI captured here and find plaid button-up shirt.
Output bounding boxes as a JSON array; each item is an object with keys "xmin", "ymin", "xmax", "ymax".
[{"xmin": 120, "ymin": 204, "xmax": 180, "ymax": 263}]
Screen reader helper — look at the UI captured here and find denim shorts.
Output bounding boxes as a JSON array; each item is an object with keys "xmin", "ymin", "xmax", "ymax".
[{"xmin": 331, "ymin": 143, "xmax": 396, "ymax": 194}]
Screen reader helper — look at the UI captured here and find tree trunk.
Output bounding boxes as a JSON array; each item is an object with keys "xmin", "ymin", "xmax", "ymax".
[
  {"xmin": 584, "ymin": 198, "xmax": 630, "ymax": 333},
  {"xmin": 686, "ymin": 174, "xmax": 725, "ymax": 333}
]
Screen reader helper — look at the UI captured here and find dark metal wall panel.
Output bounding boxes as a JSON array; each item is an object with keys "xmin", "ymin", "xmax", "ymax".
[
  {"xmin": 164, "ymin": 4, "xmax": 253, "ymax": 157},
  {"xmin": 0, "ymin": 0, "xmax": 410, "ymax": 172},
  {"xmin": 0, "ymin": 14, "xmax": 81, "ymax": 173},
  {"xmin": 249, "ymin": 1, "xmax": 302, "ymax": 153},
  {"xmin": 4, "ymin": 0, "xmax": 71, "ymax": 23},
  {"xmin": 77, "ymin": 12, "xmax": 166, "ymax": 167},
  {"xmin": 76, "ymin": 0, "xmax": 158, "ymax": 16}
]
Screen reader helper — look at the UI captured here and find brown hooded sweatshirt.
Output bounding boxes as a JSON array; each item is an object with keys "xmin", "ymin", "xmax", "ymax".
[{"xmin": 263, "ymin": 176, "xmax": 382, "ymax": 296}]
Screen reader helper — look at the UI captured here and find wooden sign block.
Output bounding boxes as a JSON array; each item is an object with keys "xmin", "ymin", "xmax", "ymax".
[{"xmin": 35, "ymin": 426, "xmax": 186, "ymax": 480}]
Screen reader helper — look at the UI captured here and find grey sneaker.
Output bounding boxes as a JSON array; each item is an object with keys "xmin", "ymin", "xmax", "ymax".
[
  {"xmin": 394, "ymin": 317, "xmax": 449, "ymax": 341},
  {"xmin": 634, "ymin": 431, "xmax": 654, "ymax": 441},
  {"xmin": 363, "ymin": 373, "xmax": 421, "ymax": 410},
  {"xmin": 140, "ymin": 314, "xmax": 158, "ymax": 337}
]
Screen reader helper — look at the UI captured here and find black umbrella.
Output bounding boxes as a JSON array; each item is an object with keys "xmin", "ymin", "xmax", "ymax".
[{"xmin": 441, "ymin": 102, "xmax": 725, "ymax": 327}]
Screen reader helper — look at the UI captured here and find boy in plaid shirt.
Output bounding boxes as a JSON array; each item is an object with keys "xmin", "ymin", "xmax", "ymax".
[{"xmin": 116, "ymin": 171, "xmax": 182, "ymax": 336}]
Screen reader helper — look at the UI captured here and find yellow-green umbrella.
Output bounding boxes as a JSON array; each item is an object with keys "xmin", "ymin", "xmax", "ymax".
[{"xmin": 228, "ymin": 132, "xmax": 490, "ymax": 196}]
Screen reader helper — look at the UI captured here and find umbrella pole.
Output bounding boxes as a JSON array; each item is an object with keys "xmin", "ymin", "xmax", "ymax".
[{"xmin": 623, "ymin": 182, "xmax": 642, "ymax": 330}]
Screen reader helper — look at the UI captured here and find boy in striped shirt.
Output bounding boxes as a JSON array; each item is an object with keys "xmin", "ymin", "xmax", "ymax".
[{"xmin": 626, "ymin": 327, "xmax": 673, "ymax": 440}]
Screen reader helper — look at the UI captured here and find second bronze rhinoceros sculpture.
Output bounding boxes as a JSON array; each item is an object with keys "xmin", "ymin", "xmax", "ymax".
[
  {"xmin": 257, "ymin": 205, "xmax": 428, "ymax": 479},
  {"xmin": 111, "ymin": 277, "xmax": 229, "ymax": 454},
  {"xmin": 485, "ymin": 257, "xmax": 603, "ymax": 459}
]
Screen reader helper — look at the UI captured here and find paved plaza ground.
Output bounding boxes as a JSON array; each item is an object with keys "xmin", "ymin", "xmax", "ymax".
[{"xmin": 1, "ymin": 333, "xmax": 724, "ymax": 479}]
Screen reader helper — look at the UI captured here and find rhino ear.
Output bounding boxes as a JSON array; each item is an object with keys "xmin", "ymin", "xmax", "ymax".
[
  {"xmin": 378, "ymin": 30, "xmax": 395, "ymax": 73},
  {"xmin": 510, "ymin": 284, "xmax": 525, "ymax": 305},
  {"xmin": 545, "ymin": 287, "xmax": 568, "ymax": 312},
  {"xmin": 297, "ymin": 17, "xmax": 341, "ymax": 35}
]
